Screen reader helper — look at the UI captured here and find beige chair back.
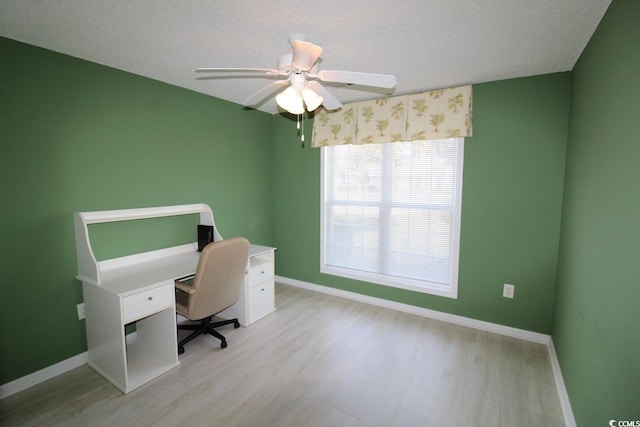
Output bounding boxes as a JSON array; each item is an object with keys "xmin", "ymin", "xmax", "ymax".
[{"xmin": 185, "ymin": 237, "xmax": 250, "ymax": 320}]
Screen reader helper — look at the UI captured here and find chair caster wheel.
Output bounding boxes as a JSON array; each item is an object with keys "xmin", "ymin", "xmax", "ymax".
[
  {"xmin": 178, "ymin": 346, "xmax": 185, "ymax": 355},
  {"xmin": 234, "ymin": 320, "xmax": 240, "ymax": 328},
  {"xmin": 221, "ymin": 340, "xmax": 228, "ymax": 349}
]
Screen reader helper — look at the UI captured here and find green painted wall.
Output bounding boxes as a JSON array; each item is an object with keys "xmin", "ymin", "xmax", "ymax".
[
  {"xmin": 0, "ymin": 37, "xmax": 273, "ymax": 384},
  {"xmin": 273, "ymin": 73, "xmax": 570, "ymax": 334},
  {"xmin": 553, "ymin": 0, "xmax": 640, "ymax": 424}
]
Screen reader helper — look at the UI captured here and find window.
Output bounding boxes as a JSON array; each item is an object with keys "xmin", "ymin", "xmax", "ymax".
[{"xmin": 321, "ymin": 138, "xmax": 464, "ymax": 298}]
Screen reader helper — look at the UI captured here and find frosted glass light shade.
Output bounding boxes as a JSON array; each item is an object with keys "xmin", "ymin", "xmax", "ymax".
[
  {"xmin": 302, "ymin": 87, "xmax": 323, "ymax": 111},
  {"xmin": 276, "ymin": 86, "xmax": 304, "ymax": 114}
]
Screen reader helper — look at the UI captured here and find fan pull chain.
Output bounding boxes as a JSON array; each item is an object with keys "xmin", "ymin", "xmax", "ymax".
[{"xmin": 297, "ymin": 113, "xmax": 305, "ymax": 148}]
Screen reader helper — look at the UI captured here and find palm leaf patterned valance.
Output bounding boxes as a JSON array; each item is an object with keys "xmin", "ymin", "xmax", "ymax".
[{"xmin": 311, "ymin": 85, "xmax": 472, "ymax": 147}]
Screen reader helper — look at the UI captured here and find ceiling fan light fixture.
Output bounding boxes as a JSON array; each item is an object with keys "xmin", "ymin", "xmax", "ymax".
[
  {"xmin": 196, "ymin": 37, "xmax": 397, "ymax": 115},
  {"xmin": 301, "ymin": 87, "xmax": 323, "ymax": 112},
  {"xmin": 276, "ymin": 86, "xmax": 304, "ymax": 114}
]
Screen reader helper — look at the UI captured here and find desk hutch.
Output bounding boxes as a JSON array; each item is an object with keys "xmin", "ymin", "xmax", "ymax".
[{"xmin": 74, "ymin": 203, "xmax": 275, "ymax": 393}]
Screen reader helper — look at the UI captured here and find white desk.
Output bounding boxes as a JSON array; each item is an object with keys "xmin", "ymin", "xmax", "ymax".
[{"xmin": 75, "ymin": 204, "xmax": 276, "ymax": 394}]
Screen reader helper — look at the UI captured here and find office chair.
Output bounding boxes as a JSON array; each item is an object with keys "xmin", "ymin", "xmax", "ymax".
[{"xmin": 174, "ymin": 237, "xmax": 250, "ymax": 354}]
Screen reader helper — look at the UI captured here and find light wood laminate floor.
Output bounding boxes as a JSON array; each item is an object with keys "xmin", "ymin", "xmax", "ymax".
[{"xmin": 1, "ymin": 283, "xmax": 565, "ymax": 427}]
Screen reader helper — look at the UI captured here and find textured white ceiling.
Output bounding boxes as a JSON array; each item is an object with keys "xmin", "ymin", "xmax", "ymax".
[{"xmin": 1, "ymin": 0, "xmax": 612, "ymax": 114}]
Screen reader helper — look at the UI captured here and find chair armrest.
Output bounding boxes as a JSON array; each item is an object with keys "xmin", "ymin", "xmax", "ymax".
[{"xmin": 175, "ymin": 280, "xmax": 196, "ymax": 295}]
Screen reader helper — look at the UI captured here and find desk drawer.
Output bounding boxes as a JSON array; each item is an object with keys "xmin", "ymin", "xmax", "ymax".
[
  {"xmin": 248, "ymin": 261, "xmax": 274, "ymax": 286},
  {"xmin": 248, "ymin": 281, "xmax": 275, "ymax": 324},
  {"xmin": 122, "ymin": 283, "xmax": 174, "ymax": 323}
]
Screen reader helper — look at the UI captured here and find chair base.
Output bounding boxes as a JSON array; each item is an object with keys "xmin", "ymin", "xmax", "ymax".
[{"xmin": 177, "ymin": 316, "xmax": 240, "ymax": 354}]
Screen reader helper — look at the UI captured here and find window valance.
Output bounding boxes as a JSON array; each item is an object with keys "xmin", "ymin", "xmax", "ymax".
[{"xmin": 311, "ymin": 85, "xmax": 472, "ymax": 148}]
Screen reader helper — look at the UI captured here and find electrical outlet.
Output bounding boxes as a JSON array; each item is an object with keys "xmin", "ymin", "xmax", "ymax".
[
  {"xmin": 503, "ymin": 283, "xmax": 515, "ymax": 299},
  {"xmin": 77, "ymin": 303, "xmax": 85, "ymax": 320}
]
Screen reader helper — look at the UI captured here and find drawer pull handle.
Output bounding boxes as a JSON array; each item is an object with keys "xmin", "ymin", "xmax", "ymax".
[{"xmin": 148, "ymin": 296, "xmax": 153, "ymax": 301}]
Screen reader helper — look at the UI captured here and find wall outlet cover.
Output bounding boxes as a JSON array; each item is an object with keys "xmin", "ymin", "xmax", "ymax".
[
  {"xmin": 503, "ymin": 284, "xmax": 515, "ymax": 299},
  {"xmin": 77, "ymin": 303, "xmax": 85, "ymax": 320}
]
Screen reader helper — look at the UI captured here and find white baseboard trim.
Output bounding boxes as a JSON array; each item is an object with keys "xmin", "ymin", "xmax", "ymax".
[
  {"xmin": 0, "ymin": 351, "xmax": 88, "ymax": 399},
  {"xmin": 547, "ymin": 338, "xmax": 577, "ymax": 427},
  {"xmin": 277, "ymin": 276, "xmax": 551, "ymax": 344}
]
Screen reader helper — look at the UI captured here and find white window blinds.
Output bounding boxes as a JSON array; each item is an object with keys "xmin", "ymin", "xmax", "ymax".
[{"xmin": 321, "ymin": 137, "xmax": 463, "ymax": 298}]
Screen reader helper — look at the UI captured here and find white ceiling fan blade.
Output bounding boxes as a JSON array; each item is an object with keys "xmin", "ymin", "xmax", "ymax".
[
  {"xmin": 242, "ymin": 80, "xmax": 289, "ymax": 106},
  {"xmin": 292, "ymin": 40, "xmax": 323, "ymax": 72},
  {"xmin": 316, "ymin": 70, "xmax": 397, "ymax": 89},
  {"xmin": 307, "ymin": 82, "xmax": 342, "ymax": 110},
  {"xmin": 195, "ymin": 67, "xmax": 283, "ymax": 76}
]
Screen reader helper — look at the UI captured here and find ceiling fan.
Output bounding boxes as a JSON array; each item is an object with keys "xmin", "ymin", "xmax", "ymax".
[{"xmin": 195, "ymin": 35, "xmax": 397, "ymax": 114}]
